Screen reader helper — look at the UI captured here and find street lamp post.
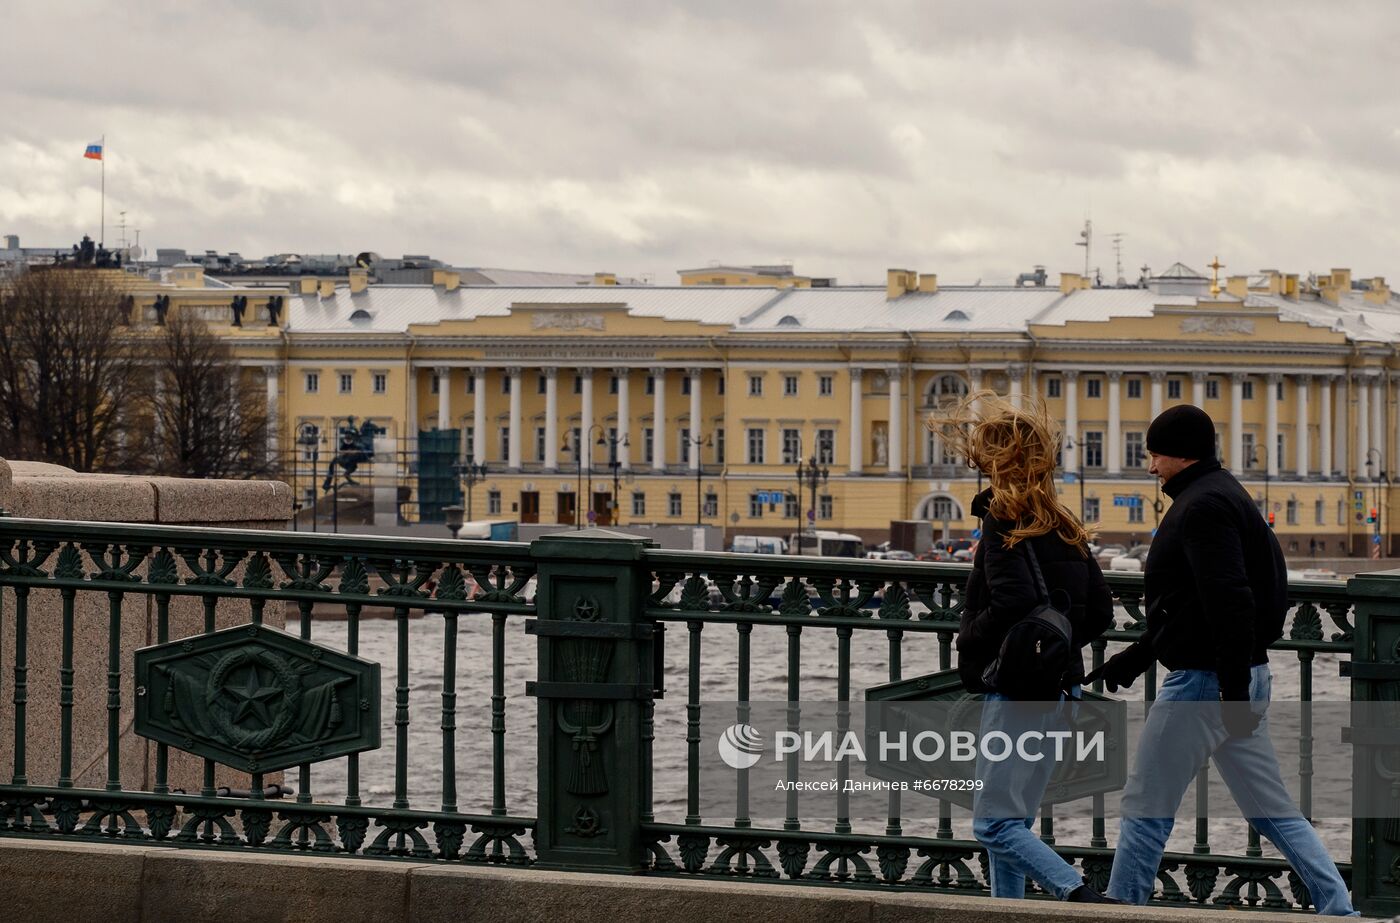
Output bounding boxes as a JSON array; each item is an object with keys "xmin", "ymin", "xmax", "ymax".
[
  {"xmin": 795, "ymin": 456, "xmax": 829, "ymax": 556},
  {"xmin": 452, "ymin": 460, "xmax": 489, "ymax": 525},
  {"xmin": 297, "ymin": 424, "xmax": 321, "ymax": 533},
  {"xmin": 689, "ymin": 432, "xmax": 712, "ymax": 527},
  {"xmin": 1247, "ymin": 444, "xmax": 1271, "ymax": 519},
  {"xmin": 443, "ymin": 504, "xmax": 464, "ymax": 539},
  {"xmin": 1366, "ymin": 449, "xmax": 1386, "ymax": 556},
  {"xmin": 598, "ymin": 432, "xmax": 629, "ymax": 527}
]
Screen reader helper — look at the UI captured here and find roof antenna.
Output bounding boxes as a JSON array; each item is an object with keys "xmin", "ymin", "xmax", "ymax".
[
  {"xmin": 1075, "ymin": 218, "xmax": 1092, "ymax": 278},
  {"xmin": 1111, "ymin": 232, "xmax": 1126, "ymax": 287}
]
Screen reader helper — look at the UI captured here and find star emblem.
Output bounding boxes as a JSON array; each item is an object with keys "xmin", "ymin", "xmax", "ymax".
[{"xmin": 222, "ymin": 664, "xmax": 283, "ymax": 729}]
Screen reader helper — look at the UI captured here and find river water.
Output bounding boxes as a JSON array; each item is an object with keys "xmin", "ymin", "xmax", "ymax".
[{"xmin": 290, "ymin": 605, "xmax": 1353, "ymax": 860}]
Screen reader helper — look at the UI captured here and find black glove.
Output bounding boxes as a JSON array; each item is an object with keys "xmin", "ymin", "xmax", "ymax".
[{"xmin": 1083, "ymin": 648, "xmax": 1147, "ymax": 693}]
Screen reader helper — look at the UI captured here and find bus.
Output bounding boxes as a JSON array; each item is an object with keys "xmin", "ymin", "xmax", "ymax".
[{"xmin": 788, "ymin": 530, "xmax": 866, "ymax": 558}]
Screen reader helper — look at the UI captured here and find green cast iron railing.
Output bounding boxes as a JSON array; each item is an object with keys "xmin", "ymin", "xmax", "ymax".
[{"xmin": 0, "ymin": 518, "xmax": 1393, "ymax": 915}]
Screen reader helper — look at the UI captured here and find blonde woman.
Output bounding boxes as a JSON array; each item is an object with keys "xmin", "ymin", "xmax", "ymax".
[{"xmin": 931, "ymin": 391, "xmax": 1116, "ymax": 903}]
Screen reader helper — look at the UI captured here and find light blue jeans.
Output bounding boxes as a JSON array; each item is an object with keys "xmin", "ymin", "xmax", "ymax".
[
  {"xmin": 1106, "ymin": 666, "xmax": 1358, "ymax": 916},
  {"xmin": 972, "ymin": 692, "xmax": 1084, "ymax": 900}
]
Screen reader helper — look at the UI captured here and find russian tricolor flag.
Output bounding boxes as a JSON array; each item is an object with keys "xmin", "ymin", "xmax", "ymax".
[{"xmin": 84, "ymin": 141, "xmax": 103, "ymax": 160}]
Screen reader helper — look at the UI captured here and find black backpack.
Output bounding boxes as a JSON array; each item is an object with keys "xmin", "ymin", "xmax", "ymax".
[{"xmin": 979, "ymin": 539, "xmax": 1076, "ymax": 701}]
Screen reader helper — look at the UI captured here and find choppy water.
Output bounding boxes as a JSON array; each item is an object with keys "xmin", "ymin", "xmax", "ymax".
[{"xmin": 290, "ymin": 606, "xmax": 1353, "ymax": 859}]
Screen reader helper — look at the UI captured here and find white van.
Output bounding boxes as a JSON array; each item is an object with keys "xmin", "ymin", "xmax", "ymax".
[
  {"xmin": 788, "ymin": 530, "xmax": 866, "ymax": 558},
  {"xmin": 729, "ymin": 535, "xmax": 789, "ymax": 555}
]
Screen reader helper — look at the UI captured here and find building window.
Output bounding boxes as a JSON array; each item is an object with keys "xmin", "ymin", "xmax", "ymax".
[
  {"xmin": 668, "ymin": 492, "xmax": 682, "ymax": 517},
  {"xmin": 1082, "ymin": 431, "xmax": 1103, "ymax": 468},
  {"xmin": 298, "ymin": 423, "xmax": 320, "ymax": 461},
  {"xmin": 1167, "ymin": 378, "xmax": 1182, "ymax": 400},
  {"xmin": 573, "ymin": 374, "xmax": 583, "ymax": 395},
  {"xmin": 609, "ymin": 375, "xmax": 619, "ymax": 395},
  {"xmin": 747, "ymin": 428, "xmax": 765, "ymax": 465},
  {"xmin": 1286, "ymin": 499, "xmax": 1299, "ymax": 525},
  {"xmin": 487, "ymin": 490, "xmax": 502, "ymax": 515},
  {"xmin": 716, "ymin": 428, "xmax": 725, "ymax": 464},
  {"xmin": 1315, "ymin": 498, "xmax": 1325, "ymax": 526},
  {"xmin": 535, "ymin": 427, "xmax": 546, "ymax": 462},
  {"xmin": 931, "ymin": 496, "xmax": 956, "ymax": 521},
  {"xmin": 340, "ymin": 373, "xmax": 354, "ymax": 394},
  {"xmin": 644, "ymin": 428, "xmax": 654, "ymax": 464},
  {"xmin": 784, "ymin": 375, "xmax": 798, "ymax": 396},
  {"xmin": 819, "ymin": 375, "xmax": 834, "ymax": 396},
  {"xmin": 429, "ymin": 373, "xmax": 441, "ymax": 395},
  {"xmin": 499, "ymin": 426, "xmax": 510, "ymax": 460},
  {"xmin": 749, "ymin": 375, "xmax": 763, "ymax": 397},
  {"xmin": 1206, "ymin": 379, "xmax": 1219, "ymax": 400},
  {"xmin": 1124, "ymin": 431, "xmax": 1145, "ymax": 469},
  {"xmin": 1046, "ymin": 377, "xmax": 1062, "ymax": 399},
  {"xmin": 1243, "ymin": 432, "xmax": 1257, "ymax": 468},
  {"xmin": 679, "ymin": 428, "xmax": 690, "ymax": 464},
  {"xmin": 607, "ymin": 427, "xmax": 618, "ymax": 463},
  {"xmin": 1337, "ymin": 499, "xmax": 1345, "ymax": 526},
  {"xmin": 466, "ymin": 374, "xmax": 475, "ymax": 394},
  {"xmin": 819, "ymin": 495, "xmax": 833, "ymax": 520},
  {"xmin": 1126, "ymin": 378, "xmax": 1142, "ymax": 400},
  {"xmin": 464, "ymin": 426, "xmax": 475, "ymax": 460},
  {"xmin": 305, "ymin": 372, "xmax": 320, "ymax": 394},
  {"xmin": 502, "ymin": 376, "xmax": 511, "ymax": 395},
  {"xmin": 1242, "ymin": 380, "xmax": 1254, "ymax": 400},
  {"xmin": 1214, "ymin": 429, "xmax": 1222, "ymax": 460},
  {"xmin": 1277, "ymin": 433, "xmax": 1286, "ymax": 470},
  {"xmin": 1083, "ymin": 496, "xmax": 1100, "ymax": 522},
  {"xmin": 681, "ymin": 376, "xmax": 691, "ymax": 395},
  {"xmin": 632, "ymin": 491, "xmax": 646, "ymax": 517},
  {"xmin": 703, "ymin": 491, "xmax": 718, "ymax": 517},
  {"xmin": 783, "ymin": 493, "xmax": 800, "ymax": 519},
  {"xmin": 1277, "ymin": 380, "xmax": 1285, "ymax": 400},
  {"xmin": 1086, "ymin": 378, "xmax": 1102, "ymax": 399},
  {"xmin": 817, "ymin": 429, "xmax": 835, "ymax": 465},
  {"xmin": 645, "ymin": 375, "xmax": 655, "ymax": 396},
  {"xmin": 372, "ymin": 372, "xmax": 387, "ymax": 394},
  {"xmin": 717, "ymin": 376, "xmax": 725, "ymax": 395},
  {"xmin": 535, "ymin": 373, "xmax": 546, "ymax": 395},
  {"xmin": 748, "ymin": 493, "xmax": 764, "ymax": 518},
  {"xmin": 1128, "ymin": 502, "xmax": 1144, "ymax": 524},
  {"xmin": 782, "ymin": 428, "xmax": 801, "ymax": 464}
]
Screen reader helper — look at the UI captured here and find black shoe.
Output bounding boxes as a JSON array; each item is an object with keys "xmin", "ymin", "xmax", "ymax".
[{"xmin": 1066, "ymin": 884, "xmax": 1123, "ymax": 903}]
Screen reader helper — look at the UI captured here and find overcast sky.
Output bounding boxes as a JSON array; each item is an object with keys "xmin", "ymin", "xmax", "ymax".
[{"xmin": 3, "ymin": 2, "xmax": 1399, "ymax": 285}]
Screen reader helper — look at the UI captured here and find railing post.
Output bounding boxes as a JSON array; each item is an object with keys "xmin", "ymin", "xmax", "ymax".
[
  {"xmin": 1344, "ymin": 568, "xmax": 1400, "ymax": 918},
  {"xmin": 528, "ymin": 529, "xmax": 657, "ymax": 872}
]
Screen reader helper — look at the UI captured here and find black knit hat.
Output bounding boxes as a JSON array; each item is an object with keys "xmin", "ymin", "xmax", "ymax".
[{"xmin": 1146, "ymin": 404, "xmax": 1216, "ymax": 460}]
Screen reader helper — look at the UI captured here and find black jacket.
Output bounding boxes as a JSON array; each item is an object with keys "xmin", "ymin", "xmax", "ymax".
[
  {"xmin": 957, "ymin": 488, "xmax": 1115, "ymax": 693},
  {"xmin": 1114, "ymin": 459, "xmax": 1287, "ymax": 698}
]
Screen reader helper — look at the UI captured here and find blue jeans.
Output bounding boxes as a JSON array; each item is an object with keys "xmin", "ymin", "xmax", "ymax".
[
  {"xmin": 972, "ymin": 692, "xmax": 1085, "ymax": 900},
  {"xmin": 1107, "ymin": 666, "xmax": 1358, "ymax": 917}
]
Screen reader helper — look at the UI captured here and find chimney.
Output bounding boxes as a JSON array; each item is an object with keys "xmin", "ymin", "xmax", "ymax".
[
  {"xmin": 3, "ymin": 234, "xmax": 17, "ymax": 250},
  {"xmin": 348, "ymin": 267, "xmax": 369, "ymax": 295},
  {"xmin": 318, "ymin": 278, "xmax": 336, "ymax": 299},
  {"xmin": 432, "ymin": 269, "xmax": 461, "ymax": 292},
  {"xmin": 1331, "ymin": 267, "xmax": 1352, "ymax": 290},
  {"xmin": 170, "ymin": 263, "xmax": 204, "ymax": 289},
  {"xmin": 1059, "ymin": 272, "xmax": 1088, "ymax": 294},
  {"xmin": 917, "ymin": 272, "xmax": 938, "ymax": 294},
  {"xmin": 1282, "ymin": 274, "xmax": 1299, "ymax": 298},
  {"xmin": 886, "ymin": 268, "xmax": 916, "ymax": 299},
  {"xmin": 298, "ymin": 277, "xmax": 318, "ymax": 296},
  {"xmin": 1365, "ymin": 276, "xmax": 1390, "ymax": 304},
  {"xmin": 593, "ymin": 272, "xmax": 618, "ymax": 286},
  {"xmin": 1225, "ymin": 275, "xmax": 1249, "ymax": 299},
  {"xmin": 1259, "ymin": 269, "xmax": 1282, "ymax": 295}
]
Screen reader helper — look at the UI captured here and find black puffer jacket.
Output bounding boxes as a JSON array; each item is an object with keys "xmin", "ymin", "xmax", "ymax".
[
  {"xmin": 957, "ymin": 488, "xmax": 1115, "ymax": 693},
  {"xmin": 1111, "ymin": 458, "xmax": 1286, "ymax": 699}
]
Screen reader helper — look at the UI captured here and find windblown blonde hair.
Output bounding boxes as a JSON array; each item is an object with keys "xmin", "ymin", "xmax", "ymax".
[{"xmin": 928, "ymin": 389, "xmax": 1094, "ymax": 551}]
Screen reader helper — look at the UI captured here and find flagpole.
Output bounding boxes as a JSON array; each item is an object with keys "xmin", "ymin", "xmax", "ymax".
[{"xmin": 100, "ymin": 134, "xmax": 105, "ymax": 247}]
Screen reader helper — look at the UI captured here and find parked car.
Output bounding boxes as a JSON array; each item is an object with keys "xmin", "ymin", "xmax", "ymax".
[
  {"xmin": 884, "ymin": 550, "xmax": 916, "ymax": 562},
  {"xmin": 1095, "ymin": 545, "xmax": 1127, "ymax": 568},
  {"xmin": 1109, "ymin": 544, "xmax": 1151, "ymax": 572},
  {"xmin": 917, "ymin": 548, "xmax": 952, "ymax": 562}
]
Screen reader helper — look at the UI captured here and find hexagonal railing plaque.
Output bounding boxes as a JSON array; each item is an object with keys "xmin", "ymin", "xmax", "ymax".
[{"xmin": 134, "ymin": 623, "xmax": 381, "ymax": 773}]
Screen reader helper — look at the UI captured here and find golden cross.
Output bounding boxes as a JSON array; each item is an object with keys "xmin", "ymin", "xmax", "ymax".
[{"xmin": 1208, "ymin": 255, "xmax": 1224, "ymax": 298}]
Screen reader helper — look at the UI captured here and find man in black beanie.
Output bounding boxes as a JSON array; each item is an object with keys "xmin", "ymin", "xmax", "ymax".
[{"xmin": 1088, "ymin": 404, "xmax": 1357, "ymax": 915}]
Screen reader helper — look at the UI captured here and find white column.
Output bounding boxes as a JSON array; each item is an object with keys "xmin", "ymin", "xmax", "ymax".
[
  {"xmin": 1265, "ymin": 373, "xmax": 1280, "ymax": 478},
  {"xmin": 1371, "ymin": 373, "xmax": 1384, "ymax": 475},
  {"xmin": 507, "ymin": 366, "xmax": 522, "ymax": 470},
  {"xmin": 1008, "ymin": 366, "xmax": 1023, "ymax": 402},
  {"xmin": 887, "ymin": 366, "xmax": 903, "ymax": 475},
  {"xmin": 471, "ymin": 367, "xmax": 486, "ymax": 463},
  {"xmin": 1063, "ymin": 370, "xmax": 1079, "ymax": 461},
  {"xmin": 1356, "ymin": 374, "xmax": 1370, "ymax": 480},
  {"xmin": 688, "ymin": 368, "xmax": 703, "ymax": 472},
  {"xmin": 1191, "ymin": 370, "xmax": 1206, "ymax": 409},
  {"xmin": 618, "ymin": 368, "xmax": 632, "ymax": 471},
  {"xmin": 1106, "ymin": 370, "xmax": 1122, "ymax": 476},
  {"xmin": 1295, "ymin": 374, "xmax": 1310, "ymax": 476},
  {"xmin": 543, "ymin": 368, "xmax": 558, "ymax": 471},
  {"xmin": 651, "ymin": 367, "xmax": 667, "ymax": 471},
  {"xmin": 1334, "ymin": 373, "xmax": 1348, "ymax": 478},
  {"xmin": 579, "ymin": 367, "xmax": 595, "ymax": 467},
  {"xmin": 405, "ymin": 364, "xmax": 418, "ymax": 457},
  {"xmin": 1230, "ymin": 372, "xmax": 1245, "ymax": 475},
  {"xmin": 1319, "ymin": 375, "xmax": 1333, "ymax": 478},
  {"xmin": 435, "ymin": 366, "xmax": 451, "ymax": 431},
  {"xmin": 1393, "ymin": 375, "xmax": 1400, "ymax": 482},
  {"xmin": 264, "ymin": 366, "xmax": 279, "ymax": 463},
  {"xmin": 968, "ymin": 367, "xmax": 984, "ymax": 413},
  {"xmin": 1149, "ymin": 370, "xmax": 1165, "ymax": 421},
  {"xmin": 848, "ymin": 367, "xmax": 864, "ymax": 474}
]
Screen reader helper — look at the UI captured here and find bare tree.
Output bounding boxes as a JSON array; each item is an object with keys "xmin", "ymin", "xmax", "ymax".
[
  {"xmin": 0, "ymin": 268, "xmax": 140, "ymax": 470},
  {"xmin": 141, "ymin": 312, "xmax": 274, "ymax": 480}
]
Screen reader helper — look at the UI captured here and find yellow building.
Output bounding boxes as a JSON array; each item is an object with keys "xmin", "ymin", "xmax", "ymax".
[
  {"xmin": 112, "ymin": 260, "xmax": 1400, "ymax": 556},
  {"xmin": 677, "ymin": 263, "xmax": 833, "ymax": 288}
]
